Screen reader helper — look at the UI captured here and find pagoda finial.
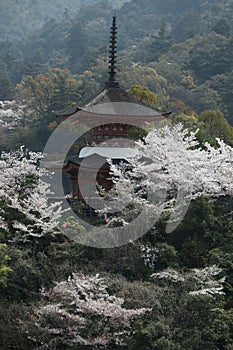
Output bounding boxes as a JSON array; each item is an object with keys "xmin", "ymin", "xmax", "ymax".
[{"xmin": 105, "ymin": 14, "xmax": 119, "ymax": 88}]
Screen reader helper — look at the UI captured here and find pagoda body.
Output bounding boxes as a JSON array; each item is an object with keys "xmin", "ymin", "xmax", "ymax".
[{"xmin": 56, "ymin": 16, "xmax": 171, "ymax": 202}]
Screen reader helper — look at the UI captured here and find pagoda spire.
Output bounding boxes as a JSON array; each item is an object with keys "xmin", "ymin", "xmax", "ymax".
[{"xmin": 105, "ymin": 15, "xmax": 119, "ymax": 88}]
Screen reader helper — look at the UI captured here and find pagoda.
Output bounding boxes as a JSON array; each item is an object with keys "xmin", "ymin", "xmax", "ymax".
[{"xmin": 55, "ymin": 16, "xmax": 171, "ymax": 203}]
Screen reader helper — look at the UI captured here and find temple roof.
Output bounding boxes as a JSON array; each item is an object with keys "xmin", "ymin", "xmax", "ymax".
[
  {"xmin": 83, "ymin": 85, "xmax": 139, "ymax": 107},
  {"xmin": 55, "ymin": 85, "xmax": 171, "ymax": 118},
  {"xmin": 46, "ymin": 150, "xmax": 132, "ymax": 171},
  {"xmin": 79, "ymin": 146, "xmax": 138, "ymax": 158},
  {"xmin": 64, "ymin": 153, "xmax": 121, "ymax": 171}
]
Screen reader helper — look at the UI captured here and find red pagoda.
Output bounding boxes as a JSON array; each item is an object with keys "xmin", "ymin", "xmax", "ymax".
[{"xmin": 55, "ymin": 16, "xmax": 171, "ymax": 202}]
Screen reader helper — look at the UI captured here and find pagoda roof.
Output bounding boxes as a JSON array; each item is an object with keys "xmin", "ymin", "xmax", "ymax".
[
  {"xmin": 65, "ymin": 154, "xmax": 110, "ymax": 170},
  {"xmin": 43, "ymin": 154, "xmax": 109, "ymax": 171},
  {"xmin": 84, "ymin": 85, "xmax": 149, "ymax": 107},
  {"xmin": 55, "ymin": 85, "xmax": 171, "ymax": 118},
  {"xmin": 45, "ymin": 149, "xmax": 131, "ymax": 172},
  {"xmin": 64, "ymin": 153, "xmax": 119, "ymax": 171},
  {"xmin": 79, "ymin": 146, "xmax": 138, "ymax": 158}
]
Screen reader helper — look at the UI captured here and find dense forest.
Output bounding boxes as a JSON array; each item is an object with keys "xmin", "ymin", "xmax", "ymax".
[{"xmin": 0, "ymin": 0, "xmax": 233, "ymax": 349}]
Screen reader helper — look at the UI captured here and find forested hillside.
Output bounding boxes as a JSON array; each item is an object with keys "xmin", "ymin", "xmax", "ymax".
[
  {"xmin": 0, "ymin": 0, "xmax": 127, "ymax": 40},
  {"xmin": 0, "ymin": 1, "xmax": 233, "ymax": 349}
]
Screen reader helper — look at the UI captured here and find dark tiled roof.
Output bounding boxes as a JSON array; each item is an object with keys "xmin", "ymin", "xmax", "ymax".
[
  {"xmin": 54, "ymin": 105, "xmax": 79, "ymax": 116},
  {"xmin": 66, "ymin": 154, "xmax": 110, "ymax": 170},
  {"xmin": 83, "ymin": 86, "xmax": 139, "ymax": 107},
  {"xmin": 55, "ymin": 86, "xmax": 171, "ymax": 117}
]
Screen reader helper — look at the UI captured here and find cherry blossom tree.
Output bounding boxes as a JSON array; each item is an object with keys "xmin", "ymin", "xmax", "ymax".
[
  {"xmin": 0, "ymin": 147, "xmax": 64, "ymax": 239},
  {"xmin": 31, "ymin": 267, "xmax": 226, "ymax": 349},
  {"xmin": 107, "ymin": 123, "xmax": 233, "ymax": 232},
  {"xmin": 0, "ymin": 100, "xmax": 30, "ymax": 150},
  {"xmin": 33, "ymin": 273, "xmax": 151, "ymax": 349},
  {"xmin": 0, "ymin": 100, "xmax": 26, "ymax": 129},
  {"xmin": 152, "ymin": 265, "xmax": 225, "ymax": 298}
]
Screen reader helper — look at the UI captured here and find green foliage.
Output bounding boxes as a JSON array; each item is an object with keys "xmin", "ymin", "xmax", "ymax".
[
  {"xmin": 188, "ymin": 33, "xmax": 233, "ymax": 83},
  {"xmin": 199, "ymin": 110, "xmax": 233, "ymax": 146},
  {"xmin": 207, "ymin": 71, "xmax": 233, "ymax": 124},
  {"xmin": 0, "ymin": 301, "xmax": 34, "ymax": 349},
  {"xmin": 212, "ymin": 18, "xmax": 231, "ymax": 37},
  {"xmin": 1, "ymin": 236, "xmax": 85, "ymax": 300},
  {"xmin": 0, "ymin": 244, "xmax": 12, "ymax": 286},
  {"xmin": 127, "ymin": 274, "xmax": 233, "ymax": 350},
  {"xmin": 13, "ymin": 68, "xmax": 82, "ymax": 150},
  {"xmin": 127, "ymin": 84, "xmax": 158, "ymax": 107},
  {"xmin": 0, "ymin": 74, "xmax": 14, "ymax": 100},
  {"xmin": 0, "ymin": 61, "xmax": 14, "ymax": 99},
  {"xmin": 66, "ymin": 21, "xmax": 88, "ymax": 73},
  {"xmin": 148, "ymin": 20, "xmax": 173, "ymax": 62},
  {"xmin": 169, "ymin": 198, "xmax": 216, "ymax": 268},
  {"xmin": 17, "ymin": 68, "xmax": 81, "ymax": 117},
  {"xmin": 0, "ymin": 0, "xmax": 112, "ymax": 41}
]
